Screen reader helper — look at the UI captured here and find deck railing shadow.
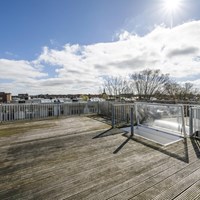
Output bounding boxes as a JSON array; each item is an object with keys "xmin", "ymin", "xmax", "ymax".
[
  {"xmin": 190, "ymin": 137, "xmax": 200, "ymax": 159},
  {"xmin": 113, "ymin": 135, "xmax": 132, "ymax": 154},
  {"xmin": 92, "ymin": 128, "xmax": 126, "ymax": 139},
  {"xmin": 118, "ymin": 133, "xmax": 190, "ymax": 163}
]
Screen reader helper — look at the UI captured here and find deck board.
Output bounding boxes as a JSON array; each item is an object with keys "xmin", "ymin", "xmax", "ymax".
[
  {"xmin": 0, "ymin": 116, "xmax": 200, "ymax": 200},
  {"xmin": 170, "ymin": 179, "xmax": 200, "ymax": 200}
]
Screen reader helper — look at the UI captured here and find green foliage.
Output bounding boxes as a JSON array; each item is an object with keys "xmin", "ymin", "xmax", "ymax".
[{"xmin": 81, "ymin": 95, "xmax": 89, "ymax": 101}]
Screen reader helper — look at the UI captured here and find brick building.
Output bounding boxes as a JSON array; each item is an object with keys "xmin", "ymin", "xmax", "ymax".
[{"xmin": 0, "ymin": 92, "xmax": 12, "ymax": 103}]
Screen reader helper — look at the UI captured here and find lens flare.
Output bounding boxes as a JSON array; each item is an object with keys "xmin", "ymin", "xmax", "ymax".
[
  {"xmin": 161, "ymin": 0, "xmax": 184, "ymax": 28},
  {"xmin": 164, "ymin": 0, "xmax": 182, "ymax": 12}
]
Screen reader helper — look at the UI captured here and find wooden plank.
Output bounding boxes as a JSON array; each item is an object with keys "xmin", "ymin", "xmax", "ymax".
[
  {"xmin": 0, "ymin": 140, "xmax": 188, "ymax": 199},
  {"xmin": 98, "ymin": 160, "xmax": 200, "ymax": 200},
  {"xmin": 57, "ymin": 142, "xmax": 191, "ymax": 199},
  {"xmin": 71, "ymin": 141, "xmax": 194, "ymax": 200},
  {"xmin": 174, "ymin": 179, "xmax": 200, "ymax": 200},
  {"xmin": 0, "ymin": 135, "xmax": 126, "ymax": 192},
  {"xmin": 1, "ymin": 117, "xmax": 199, "ymax": 200},
  {"xmin": 151, "ymin": 168, "xmax": 200, "ymax": 200},
  {"xmin": 1, "ymin": 138, "xmax": 153, "ymax": 199},
  {"xmin": 194, "ymin": 194, "xmax": 200, "ymax": 200},
  {"xmin": 67, "ymin": 156, "xmax": 179, "ymax": 200},
  {"xmin": 130, "ymin": 161, "xmax": 200, "ymax": 200},
  {"xmin": 0, "ymin": 135, "xmax": 183, "ymax": 199},
  {"xmin": 42, "ymin": 140, "xmax": 190, "ymax": 200}
]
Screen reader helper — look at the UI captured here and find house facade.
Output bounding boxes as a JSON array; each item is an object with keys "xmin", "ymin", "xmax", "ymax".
[{"xmin": 0, "ymin": 92, "xmax": 12, "ymax": 103}]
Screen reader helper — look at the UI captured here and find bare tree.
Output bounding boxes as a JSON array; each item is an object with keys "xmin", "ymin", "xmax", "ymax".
[
  {"xmin": 179, "ymin": 82, "xmax": 198, "ymax": 100},
  {"xmin": 102, "ymin": 75, "xmax": 130, "ymax": 98},
  {"xmin": 101, "ymin": 69, "xmax": 199, "ymax": 102},
  {"xmin": 164, "ymin": 80, "xmax": 182, "ymax": 99},
  {"xmin": 130, "ymin": 69, "xmax": 170, "ymax": 100},
  {"xmin": 164, "ymin": 81, "xmax": 199, "ymax": 101}
]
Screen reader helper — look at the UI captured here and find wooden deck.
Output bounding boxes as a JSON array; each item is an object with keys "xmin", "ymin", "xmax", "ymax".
[{"xmin": 0, "ymin": 116, "xmax": 200, "ymax": 200}]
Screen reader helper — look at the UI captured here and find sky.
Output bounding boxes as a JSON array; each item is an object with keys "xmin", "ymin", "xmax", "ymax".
[{"xmin": 1, "ymin": 0, "xmax": 200, "ymax": 95}]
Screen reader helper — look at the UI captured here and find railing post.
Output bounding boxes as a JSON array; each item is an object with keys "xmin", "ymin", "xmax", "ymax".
[
  {"xmin": 57, "ymin": 102, "xmax": 59, "ymax": 118},
  {"xmin": 135, "ymin": 103, "xmax": 139, "ymax": 127},
  {"xmin": 97, "ymin": 102, "xmax": 100, "ymax": 115},
  {"xmin": 189, "ymin": 107, "xmax": 193, "ymax": 136},
  {"xmin": 130, "ymin": 107, "xmax": 134, "ymax": 136},
  {"xmin": 30, "ymin": 103, "xmax": 33, "ymax": 120},
  {"xmin": 0, "ymin": 104, "xmax": 2, "ymax": 123},
  {"xmin": 181, "ymin": 105, "xmax": 187, "ymax": 138},
  {"xmin": 108, "ymin": 101, "xmax": 109, "ymax": 117},
  {"xmin": 112, "ymin": 105, "xmax": 115, "ymax": 128}
]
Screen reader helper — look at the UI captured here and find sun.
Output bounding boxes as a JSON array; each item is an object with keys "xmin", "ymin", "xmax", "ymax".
[
  {"xmin": 164, "ymin": 0, "xmax": 182, "ymax": 12},
  {"xmin": 160, "ymin": 0, "xmax": 184, "ymax": 28}
]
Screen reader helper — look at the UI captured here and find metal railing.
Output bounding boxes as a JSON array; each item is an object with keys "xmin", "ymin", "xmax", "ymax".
[
  {"xmin": 135, "ymin": 102, "xmax": 186, "ymax": 137},
  {"xmin": 0, "ymin": 102, "xmax": 100, "ymax": 122},
  {"xmin": 98, "ymin": 101, "xmax": 113, "ymax": 118},
  {"xmin": 182, "ymin": 104, "xmax": 195, "ymax": 126},
  {"xmin": 111, "ymin": 103, "xmax": 135, "ymax": 127},
  {"xmin": 1, "ymin": 101, "xmax": 200, "ymax": 139},
  {"xmin": 189, "ymin": 106, "xmax": 200, "ymax": 138}
]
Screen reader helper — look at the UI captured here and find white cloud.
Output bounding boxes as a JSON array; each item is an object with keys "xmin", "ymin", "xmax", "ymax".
[
  {"xmin": 1, "ymin": 20, "xmax": 200, "ymax": 95},
  {"xmin": 0, "ymin": 59, "xmax": 47, "ymax": 81}
]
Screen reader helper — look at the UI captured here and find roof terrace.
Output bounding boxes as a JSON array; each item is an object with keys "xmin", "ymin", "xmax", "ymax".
[{"xmin": 0, "ymin": 116, "xmax": 200, "ymax": 200}]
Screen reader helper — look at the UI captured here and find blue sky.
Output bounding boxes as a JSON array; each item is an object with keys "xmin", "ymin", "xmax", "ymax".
[
  {"xmin": 1, "ymin": 0, "xmax": 200, "ymax": 95},
  {"xmin": 0, "ymin": 0, "xmax": 152, "ymax": 59}
]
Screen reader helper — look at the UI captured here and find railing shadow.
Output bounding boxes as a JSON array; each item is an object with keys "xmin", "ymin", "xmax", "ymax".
[
  {"xmin": 92, "ymin": 128, "xmax": 126, "ymax": 139},
  {"xmin": 121, "ymin": 133, "xmax": 189, "ymax": 163},
  {"xmin": 190, "ymin": 136, "xmax": 200, "ymax": 159},
  {"xmin": 113, "ymin": 135, "xmax": 132, "ymax": 154},
  {"xmin": 93, "ymin": 126, "xmax": 190, "ymax": 163}
]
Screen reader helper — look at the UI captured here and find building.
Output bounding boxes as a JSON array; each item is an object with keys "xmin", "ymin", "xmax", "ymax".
[
  {"xmin": 0, "ymin": 92, "xmax": 12, "ymax": 103},
  {"xmin": 18, "ymin": 93, "xmax": 29, "ymax": 100}
]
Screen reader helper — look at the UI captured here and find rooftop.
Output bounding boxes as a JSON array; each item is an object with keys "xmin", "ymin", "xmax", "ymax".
[{"xmin": 0, "ymin": 116, "xmax": 200, "ymax": 200}]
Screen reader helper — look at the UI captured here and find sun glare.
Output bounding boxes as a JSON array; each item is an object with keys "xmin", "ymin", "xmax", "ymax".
[
  {"xmin": 164, "ymin": 0, "xmax": 182, "ymax": 12},
  {"xmin": 161, "ymin": 0, "xmax": 184, "ymax": 28}
]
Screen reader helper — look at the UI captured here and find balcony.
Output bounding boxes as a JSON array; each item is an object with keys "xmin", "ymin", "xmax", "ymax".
[{"xmin": 0, "ymin": 115, "xmax": 200, "ymax": 199}]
